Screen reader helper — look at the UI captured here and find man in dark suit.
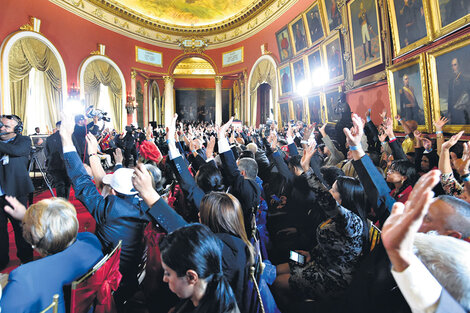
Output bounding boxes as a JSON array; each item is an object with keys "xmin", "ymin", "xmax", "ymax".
[
  {"xmin": 0, "ymin": 115, "xmax": 34, "ymax": 270},
  {"xmin": 45, "ymin": 121, "xmax": 70, "ymax": 199}
]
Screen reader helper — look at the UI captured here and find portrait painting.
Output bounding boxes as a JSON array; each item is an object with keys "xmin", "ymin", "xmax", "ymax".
[
  {"xmin": 427, "ymin": 37, "xmax": 470, "ymax": 130},
  {"xmin": 292, "ymin": 58, "xmax": 306, "ymax": 92},
  {"xmin": 308, "ymin": 95, "xmax": 323, "ymax": 124},
  {"xmin": 276, "ymin": 26, "xmax": 293, "ymax": 62},
  {"xmin": 429, "ymin": 0, "xmax": 470, "ymax": 38},
  {"xmin": 324, "ymin": 89, "xmax": 343, "ymax": 124},
  {"xmin": 388, "ymin": 0, "xmax": 432, "ymax": 56},
  {"xmin": 386, "ymin": 54, "xmax": 430, "ymax": 131},
  {"xmin": 289, "ymin": 15, "xmax": 308, "ymax": 55},
  {"xmin": 347, "ymin": 0, "xmax": 383, "ymax": 74},
  {"xmin": 323, "ymin": 32, "xmax": 344, "ymax": 82},
  {"xmin": 322, "ymin": 0, "xmax": 343, "ymax": 33},
  {"xmin": 278, "ymin": 64, "xmax": 293, "ymax": 96},
  {"xmin": 304, "ymin": 3, "xmax": 325, "ymax": 46},
  {"xmin": 292, "ymin": 98, "xmax": 306, "ymax": 122},
  {"xmin": 279, "ymin": 102, "xmax": 290, "ymax": 125}
]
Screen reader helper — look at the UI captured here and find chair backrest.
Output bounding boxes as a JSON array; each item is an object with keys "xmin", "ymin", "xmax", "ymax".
[
  {"xmin": 39, "ymin": 294, "xmax": 59, "ymax": 313},
  {"xmin": 68, "ymin": 240, "xmax": 122, "ymax": 313}
]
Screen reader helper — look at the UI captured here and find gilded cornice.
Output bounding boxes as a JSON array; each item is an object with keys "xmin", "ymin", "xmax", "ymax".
[{"xmin": 49, "ymin": 0, "xmax": 298, "ymax": 49}]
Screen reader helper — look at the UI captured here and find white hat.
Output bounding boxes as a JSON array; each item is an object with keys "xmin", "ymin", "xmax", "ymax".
[{"xmin": 102, "ymin": 168, "xmax": 138, "ymax": 196}]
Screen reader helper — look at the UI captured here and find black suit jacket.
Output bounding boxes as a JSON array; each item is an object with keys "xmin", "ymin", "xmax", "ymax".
[
  {"xmin": 45, "ymin": 132, "xmax": 65, "ymax": 172},
  {"xmin": 0, "ymin": 135, "xmax": 34, "ymax": 196}
]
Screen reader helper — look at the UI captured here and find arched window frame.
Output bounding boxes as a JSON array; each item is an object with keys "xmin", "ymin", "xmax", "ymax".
[
  {"xmin": 0, "ymin": 31, "xmax": 67, "ymax": 114},
  {"xmin": 78, "ymin": 55, "xmax": 126, "ymax": 131}
]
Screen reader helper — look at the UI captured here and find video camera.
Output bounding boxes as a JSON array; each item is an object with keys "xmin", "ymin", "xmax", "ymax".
[{"xmin": 86, "ymin": 105, "xmax": 111, "ymax": 122}]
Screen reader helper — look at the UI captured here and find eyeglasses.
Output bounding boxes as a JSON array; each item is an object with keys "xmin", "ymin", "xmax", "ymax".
[{"xmin": 387, "ymin": 168, "xmax": 398, "ymax": 174}]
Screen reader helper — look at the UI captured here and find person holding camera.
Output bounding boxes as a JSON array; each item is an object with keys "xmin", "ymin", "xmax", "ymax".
[{"xmin": 0, "ymin": 115, "xmax": 34, "ymax": 270}]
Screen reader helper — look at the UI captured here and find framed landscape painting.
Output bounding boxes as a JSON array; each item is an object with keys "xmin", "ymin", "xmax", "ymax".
[
  {"xmin": 427, "ymin": 36, "xmax": 470, "ymax": 132},
  {"xmin": 386, "ymin": 53, "xmax": 431, "ymax": 132},
  {"xmin": 347, "ymin": 0, "xmax": 383, "ymax": 74}
]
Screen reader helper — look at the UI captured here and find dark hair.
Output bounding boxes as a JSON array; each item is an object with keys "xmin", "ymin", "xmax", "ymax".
[
  {"xmin": 367, "ymin": 151, "xmax": 381, "ymax": 168},
  {"xmin": 335, "ymin": 176, "xmax": 369, "ymax": 245},
  {"xmin": 288, "ymin": 155, "xmax": 303, "ymax": 172},
  {"xmin": 389, "ymin": 160, "xmax": 418, "ymax": 194},
  {"xmin": 196, "ymin": 164, "xmax": 225, "ymax": 193},
  {"xmin": 320, "ymin": 166, "xmax": 345, "ymax": 188},
  {"xmin": 421, "ymin": 151, "xmax": 439, "ymax": 172},
  {"xmin": 159, "ymin": 224, "xmax": 237, "ymax": 313},
  {"xmin": 238, "ymin": 150, "xmax": 255, "ymax": 160}
]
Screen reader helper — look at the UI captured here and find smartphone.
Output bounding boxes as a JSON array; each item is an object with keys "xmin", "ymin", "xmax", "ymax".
[{"xmin": 289, "ymin": 251, "xmax": 305, "ymax": 265}]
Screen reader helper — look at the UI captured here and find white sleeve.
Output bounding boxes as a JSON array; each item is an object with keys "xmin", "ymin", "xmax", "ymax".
[
  {"xmin": 391, "ymin": 254, "xmax": 442, "ymax": 313},
  {"xmin": 218, "ymin": 137, "xmax": 230, "ymax": 153},
  {"xmin": 63, "ymin": 145, "xmax": 77, "ymax": 153}
]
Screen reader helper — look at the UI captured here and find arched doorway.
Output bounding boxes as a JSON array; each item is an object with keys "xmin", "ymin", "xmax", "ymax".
[
  {"xmin": 149, "ymin": 81, "xmax": 162, "ymax": 126},
  {"xmin": 247, "ymin": 55, "xmax": 278, "ymax": 126}
]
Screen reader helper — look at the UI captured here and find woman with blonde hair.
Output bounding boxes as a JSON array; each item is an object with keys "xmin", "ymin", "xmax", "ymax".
[{"xmin": 0, "ymin": 197, "xmax": 103, "ymax": 313}]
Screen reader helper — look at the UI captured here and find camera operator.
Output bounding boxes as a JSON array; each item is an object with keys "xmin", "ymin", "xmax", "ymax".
[
  {"xmin": 87, "ymin": 115, "xmax": 104, "ymax": 137},
  {"xmin": 119, "ymin": 125, "xmax": 137, "ymax": 167},
  {"xmin": 0, "ymin": 115, "xmax": 34, "ymax": 270},
  {"xmin": 72, "ymin": 114, "xmax": 88, "ymax": 164},
  {"xmin": 45, "ymin": 121, "xmax": 71, "ymax": 199}
]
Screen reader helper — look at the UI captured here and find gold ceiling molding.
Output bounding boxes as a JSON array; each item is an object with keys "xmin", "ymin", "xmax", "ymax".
[{"xmin": 49, "ymin": 0, "xmax": 298, "ymax": 49}]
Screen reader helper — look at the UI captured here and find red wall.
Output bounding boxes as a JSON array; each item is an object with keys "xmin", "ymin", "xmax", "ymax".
[
  {"xmin": 0, "ymin": 0, "xmax": 312, "ymax": 90},
  {"xmin": 346, "ymin": 81, "xmax": 390, "ymax": 125}
]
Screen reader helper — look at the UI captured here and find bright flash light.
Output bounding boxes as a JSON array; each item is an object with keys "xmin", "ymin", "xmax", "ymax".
[
  {"xmin": 64, "ymin": 98, "xmax": 86, "ymax": 117},
  {"xmin": 296, "ymin": 80, "xmax": 311, "ymax": 96},
  {"xmin": 311, "ymin": 67, "xmax": 329, "ymax": 87}
]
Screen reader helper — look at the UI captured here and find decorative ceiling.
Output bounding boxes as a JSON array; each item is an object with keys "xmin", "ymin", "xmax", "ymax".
[
  {"xmin": 50, "ymin": 0, "xmax": 298, "ymax": 49},
  {"xmin": 173, "ymin": 57, "xmax": 215, "ymax": 76},
  {"xmin": 110, "ymin": 0, "xmax": 264, "ymax": 27}
]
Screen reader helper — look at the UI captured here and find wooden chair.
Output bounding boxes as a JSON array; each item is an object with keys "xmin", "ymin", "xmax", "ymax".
[
  {"xmin": 39, "ymin": 294, "xmax": 59, "ymax": 313},
  {"xmin": 67, "ymin": 240, "xmax": 122, "ymax": 313}
]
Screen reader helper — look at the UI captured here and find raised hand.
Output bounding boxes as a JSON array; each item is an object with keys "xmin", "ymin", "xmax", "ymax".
[
  {"xmin": 382, "ymin": 170, "xmax": 440, "ymax": 272},
  {"xmin": 268, "ymin": 131, "xmax": 278, "ymax": 150},
  {"xmin": 441, "ymin": 130, "xmax": 464, "ymax": 151},
  {"xmin": 132, "ymin": 163, "xmax": 160, "ymax": 206},
  {"xmin": 343, "ymin": 113, "xmax": 364, "ymax": 148},
  {"xmin": 113, "ymin": 148, "xmax": 123, "ymax": 164},
  {"xmin": 86, "ymin": 133, "xmax": 99, "ymax": 155},
  {"xmin": 59, "ymin": 112, "xmax": 75, "ymax": 145},
  {"xmin": 218, "ymin": 117, "xmax": 233, "ymax": 139},
  {"xmin": 168, "ymin": 114, "xmax": 178, "ymax": 142},
  {"xmin": 319, "ymin": 123, "xmax": 327, "ymax": 137},
  {"xmin": 206, "ymin": 136, "xmax": 216, "ymax": 159},
  {"xmin": 433, "ymin": 116, "xmax": 448, "ymax": 131},
  {"xmin": 300, "ymin": 140, "xmax": 317, "ymax": 172}
]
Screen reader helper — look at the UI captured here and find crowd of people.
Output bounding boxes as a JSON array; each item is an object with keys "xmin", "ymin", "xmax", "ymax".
[{"xmin": 0, "ymin": 106, "xmax": 469, "ymax": 313}]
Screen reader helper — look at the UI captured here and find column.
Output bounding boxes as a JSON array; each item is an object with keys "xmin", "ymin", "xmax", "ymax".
[
  {"xmin": 163, "ymin": 76, "xmax": 175, "ymax": 127},
  {"xmin": 215, "ymin": 76, "xmax": 223, "ymax": 125},
  {"xmin": 143, "ymin": 79, "xmax": 149, "ymax": 127},
  {"xmin": 131, "ymin": 70, "xmax": 137, "ymax": 126}
]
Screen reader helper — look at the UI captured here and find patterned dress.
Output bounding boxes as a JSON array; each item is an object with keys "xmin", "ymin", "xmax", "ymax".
[{"xmin": 289, "ymin": 168, "xmax": 364, "ymax": 300}]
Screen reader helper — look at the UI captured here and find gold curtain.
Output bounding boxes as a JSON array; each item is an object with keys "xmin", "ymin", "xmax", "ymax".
[
  {"xmin": 249, "ymin": 60, "xmax": 276, "ymax": 126},
  {"xmin": 84, "ymin": 60, "xmax": 122, "ymax": 131},
  {"xmin": 8, "ymin": 38, "xmax": 62, "ymax": 127}
]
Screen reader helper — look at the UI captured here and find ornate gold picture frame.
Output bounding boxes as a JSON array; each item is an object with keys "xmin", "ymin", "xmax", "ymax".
[
  {"xmin": 322, "ymin": 86, "xmax": 343, "ymax": 124},
  {"xmin": 322, "ymin": 31, "xmax": 344, "ymax": 83},
  {"xmin": 306, "ymin": 47, "xmax": 324, "ymax": 89},
  {"xmin": 428, "ymin": 0, "xmax": 470, "ymax": 39},
  {"xmin": 291, "ymin": 57, "xmax": 307, "ymax": 93},
  {"xmin": 290, "ymin": 97, "xmax": 307, "ymax": 122},
  {"xmin": 304, "ymin": 2, "xmax": 326, "ymax": 48},
  {"xmin": 288, "ymin": 15, "xmax": 309, "ymax": 55},
  {"xmin": 387, "ymin": 0, "xmax": 433, "ymax": 57},
  {"xmin": 347, "ymin": 0, "xmax": 383, "ymax": 74},
  {"xmin": 278, "ymin": 63, "xmax": 294, "ymax": 96},
  {"xmin": 279, "ymin": 101, "xmax": 291, "ymax": 126},
  {"xmin": 386, "ymin": 53, "xmax": 431, "ymax": 132},
  {"xmin": 427, "ymin": 35, "xmax": 470, "ymax": 133},
  {"xmin": 307, "ymin": 93, "xmax": 324, "ymax": 124}
]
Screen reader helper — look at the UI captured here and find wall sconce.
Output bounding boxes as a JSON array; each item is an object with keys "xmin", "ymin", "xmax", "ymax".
[
  {"xmin": 126, "ymin": 93, "xmax": 138, "ymax": 114},
  {"xmin": 68, "ymin": 83, "xmax": 80, "ymax": 99}
]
